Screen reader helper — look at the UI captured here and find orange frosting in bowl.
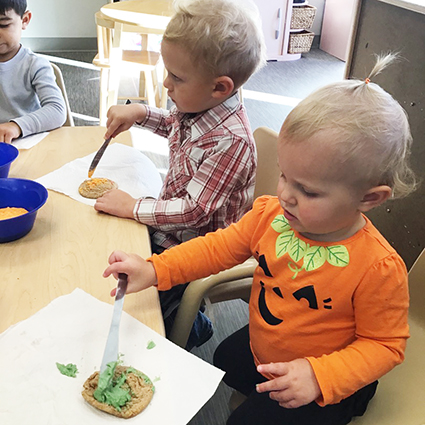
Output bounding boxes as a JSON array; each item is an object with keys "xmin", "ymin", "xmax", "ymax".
[{"xmin": 0, "ymin": 207, "xmax": 29, "ymax": 220}]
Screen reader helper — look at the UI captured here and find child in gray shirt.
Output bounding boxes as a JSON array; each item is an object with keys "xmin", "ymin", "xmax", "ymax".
[{"xmin": 0, "ymin": 0, "xmax": 66, "ymax": 143}]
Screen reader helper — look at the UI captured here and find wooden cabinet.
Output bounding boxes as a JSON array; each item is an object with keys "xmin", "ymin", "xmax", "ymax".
[{"xmin": 253, "ymin": 0, "xmax": 315, "ymax": 61}]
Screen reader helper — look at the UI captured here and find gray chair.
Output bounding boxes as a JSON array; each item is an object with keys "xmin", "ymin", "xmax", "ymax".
[
  {"xmin": 50, "ymin": 62, "xmax": 74, "ymax": 127},
  {"xmin": 351, "ymin": 247, "xmax": 425, "ymax": 424},
  {"xmin": 169, "ymin": 126, "xmax": 280, "ymax": 348}
]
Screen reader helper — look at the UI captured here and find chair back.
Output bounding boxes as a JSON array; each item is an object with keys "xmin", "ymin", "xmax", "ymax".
[
  {"xmin": 408, "ymin": 247, "xmax": 425, "ymax": 326},
  {"xmin": 349, "ymin": 248, "xmax": 425, "ymax": 424},
  {"xmin": 253, "ymin": 126, "xmax": 280, "ymax": 199},
  {"xmin": 50, "ymin": 63, "xmax": 74, "ymax": 127}
]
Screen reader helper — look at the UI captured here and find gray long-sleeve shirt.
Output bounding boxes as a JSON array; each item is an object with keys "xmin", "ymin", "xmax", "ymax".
[{"xmin": 0, "ymin": 45, "xmax": 66, "ymax": 137}]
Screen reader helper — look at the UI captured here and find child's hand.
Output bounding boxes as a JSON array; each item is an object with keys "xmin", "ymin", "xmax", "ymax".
[
  {"xmin": 94, "ymin": 189, "xmax": 136, "ymax": 218},
  {"xmin": 256, "ymin": 358, "xmax": 321, "ymax": 409},
  {"xmin": 103, "ymin": 250, "xmax": 158, "ymax": 296},
  {"xmin": 105, "ymin": 104, "xmax": 147, "ymax": 139},
  {"xmin": 0, "ymin": 122, "xmax": 22, "ymax": 143}
]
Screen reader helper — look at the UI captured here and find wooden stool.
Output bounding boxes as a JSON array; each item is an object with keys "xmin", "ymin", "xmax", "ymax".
[{"xmin": 94, "ymin": 11, "xmax": 166, "ymax": 125}]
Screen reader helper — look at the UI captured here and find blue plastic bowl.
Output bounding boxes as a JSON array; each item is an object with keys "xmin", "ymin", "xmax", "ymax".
[
  {"xmin": 0, "ymin": 178, "xmax": 48, "ymax": 243},
  {"xmin": 0, "ymin": 143, "xmax": 19, "ymax": 178}
]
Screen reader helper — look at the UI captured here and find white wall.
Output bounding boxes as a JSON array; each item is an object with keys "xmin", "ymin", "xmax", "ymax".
[
  {"xmin": 308, "ymin": 0, "xmax": 325, "ymax": 36},
  {"xmin": 24, "ymin": 0, "xmax": 325, "ymax": 39},
  {"xmin": 24, "ymin": 0, "xmax": 106, "ymax": 38}
]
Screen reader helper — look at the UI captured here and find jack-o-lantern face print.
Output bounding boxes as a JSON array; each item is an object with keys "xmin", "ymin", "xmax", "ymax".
[{"xmin": 256, "ymin": 253, "xmax": 333, "ymax": 326}]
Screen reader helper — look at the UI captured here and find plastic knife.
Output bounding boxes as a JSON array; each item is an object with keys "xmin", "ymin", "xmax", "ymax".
[
  {"xmin": 88, "ymin": 137, "xmax": 112, "ymax": 178},
  {"xmin": 100, "ymin": 273, "xmax": 128, "ymax": 373}
]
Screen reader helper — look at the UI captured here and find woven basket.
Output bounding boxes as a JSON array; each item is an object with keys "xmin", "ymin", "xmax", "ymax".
[
  {"xmin": 288, "ymin": 30, "xmax": 314, "ymax": 54},
  {"xmin": 291, "ymin": 5, "xmax": 317, "ymax": 29}
]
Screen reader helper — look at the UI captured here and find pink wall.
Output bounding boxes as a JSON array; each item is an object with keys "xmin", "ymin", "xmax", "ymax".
[{"xmin": 320, "ymin": 0, "xmax": 358, "ymax": 61}]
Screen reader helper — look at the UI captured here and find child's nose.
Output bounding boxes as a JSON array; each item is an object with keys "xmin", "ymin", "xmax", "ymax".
[
  {"xmin": 278, "ymin": 182, "xmax": 296, "ymax": 205},
  {"xmin": 163, "ymin": 73, "xmax": 172, "ymax": 90}
]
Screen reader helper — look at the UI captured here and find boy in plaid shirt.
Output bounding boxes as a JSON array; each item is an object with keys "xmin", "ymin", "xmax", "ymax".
[{"xmin": 95, "ymin": 0, "xmax": 266, "ymax": 349}]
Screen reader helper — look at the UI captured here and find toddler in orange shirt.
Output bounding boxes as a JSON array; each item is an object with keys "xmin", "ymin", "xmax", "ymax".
[{"xmin": 103, "ymin": 54, "xmax": 416, "ymax": 425}]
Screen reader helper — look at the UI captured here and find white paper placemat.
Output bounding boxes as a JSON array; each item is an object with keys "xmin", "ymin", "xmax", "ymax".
[
  {"xmin": 36, "ymin": 143, "xmax": 163, "ymax": 206},
  {"xmin": 13, "ymin": 132, "xmax": 49, "ymax": 149},
  {"xmin": 0, "ymin": 289, "xmax": 225, "ymax": 424}
]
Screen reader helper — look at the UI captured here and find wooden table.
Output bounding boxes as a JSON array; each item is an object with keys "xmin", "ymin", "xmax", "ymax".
[
  {"xmin": 100, "ymin": 0, "xmax": 173, "ymax": 34},
  {"xmin": 0, "ymin": 126, "xmax": 165, "ymax": 336}
]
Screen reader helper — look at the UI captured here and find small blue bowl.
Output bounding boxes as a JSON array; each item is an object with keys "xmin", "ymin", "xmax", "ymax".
[
  {"xmin": 0, "ymin": 178, "xmax": 48, "ymax": 243},
  {"xmin": 0, "ymin": 143, "xmax": 19, "ymax": 178}
]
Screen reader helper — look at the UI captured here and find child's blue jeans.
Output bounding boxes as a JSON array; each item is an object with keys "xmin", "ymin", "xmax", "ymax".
[{"xmin": 152, "ymin": 242, "xmax": 213, "ymax": 350}]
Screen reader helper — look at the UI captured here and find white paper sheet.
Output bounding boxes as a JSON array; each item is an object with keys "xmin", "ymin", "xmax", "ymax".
[
  {"xmin": 36, "ymin": 143, "xmax": 163, "ymax": 206},
  {"xmin": 12, "ymin": 132, "xmax": 49, "ymax": 149},
  {"xmin": 0, "ymin": 289, "xmax": 225, "ymax": 424}
]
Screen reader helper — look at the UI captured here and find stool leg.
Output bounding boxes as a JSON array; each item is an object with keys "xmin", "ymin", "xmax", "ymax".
[
  {"xmin": 144, "ymin": 70, "xmax": 156, "ymax": 107},
  {"xmin": 106, "ymin": 21, "xmax": 123, "ymax": 112},
  {"xmin": 160, "ymin": 67, "xmax": 168, "ymax": 109},
  {"xmin": 238, "ymin": 86, "xmax": 244, "ymax": 104},
  {"xmin": 107, "ymin": 65, "xmax": 120, "ymax": 111},
  {"xmin": 152, "ymin": 69, "xmax": 160, "ymax": 107},
  {"xmin": 140, "ymin": 34, "xmax": 148, "ymax": 50},
  {"xmin": 99, "ymin": 68, "xmax": 109, "ymax": 126},
  {"xmin": 138, "ymin": 71, "xmax": 146, "ymax": 99}
]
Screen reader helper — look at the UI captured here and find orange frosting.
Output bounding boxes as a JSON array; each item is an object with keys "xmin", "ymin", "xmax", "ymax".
[
  {"xmin": 0, "ymin": 207, "xmax": 28, "ymax": 220},
  {"xmin": 86, "ymin": 178, "xmax": 111, "ymax": 188}
]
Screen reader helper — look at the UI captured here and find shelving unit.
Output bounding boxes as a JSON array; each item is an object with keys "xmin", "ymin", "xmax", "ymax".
[
  {"xmin": 253, "ymin": 0, "xmax": 315, "ymax": 61},
  {"xmin": 281, "ymin": 0, "xmax": 302, "ymax": 61}
]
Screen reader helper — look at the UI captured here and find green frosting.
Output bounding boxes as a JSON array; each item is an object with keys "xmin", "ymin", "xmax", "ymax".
[
  {"xmin": 93, "ymin": 361, "xmax": 156, "ymax": 411},
  {"xmin": 126, "ymin": 367, "xmax": 155, "ymax": 393},
  {"xmin": 93, "ymin": 361, "xmax": 132, "ymax": 412},
  {"xmin": 146, "ymin": 340, "xmax": 156, "ymax": 350},
  {"xmin": 56, "ymin": 362, "xmax": 78, "ymax": 378}
]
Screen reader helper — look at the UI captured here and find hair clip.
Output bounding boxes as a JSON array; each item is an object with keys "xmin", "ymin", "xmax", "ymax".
[{"xmin": 365, "ymin": 77, "xmax": 370, "ymax": 84}]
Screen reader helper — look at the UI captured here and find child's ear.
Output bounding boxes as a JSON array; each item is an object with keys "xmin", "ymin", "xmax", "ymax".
[
  {"xmin": 212, "ymin": 76, "xmax": 234, "ymax": 99},
  {"xmin": 358, "ymin": 185, "xmax": 392, "ymax": 212},
  {"xmin": 22, "ymin": 11, "xmax": 32, "ymax": 29}
]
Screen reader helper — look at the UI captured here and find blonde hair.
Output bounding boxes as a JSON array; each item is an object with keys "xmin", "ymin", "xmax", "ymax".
[
  {"xmin": 280, "ymin": 53, "xmax": 416, "ymax": 199},
  {"xmin": 163, "ymin": 0, "xmax": 266, "ymax": 89}
]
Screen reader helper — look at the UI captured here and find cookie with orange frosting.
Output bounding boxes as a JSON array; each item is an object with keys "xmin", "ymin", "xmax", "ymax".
[{"xmin": 78, "ymin": 178, "xmax": 118, "ymax": 199}]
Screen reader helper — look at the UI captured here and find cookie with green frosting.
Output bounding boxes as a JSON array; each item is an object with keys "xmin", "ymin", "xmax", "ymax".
[{"xmin": 82, "ymin": 363, "xmax": 154, "ymax": 419}]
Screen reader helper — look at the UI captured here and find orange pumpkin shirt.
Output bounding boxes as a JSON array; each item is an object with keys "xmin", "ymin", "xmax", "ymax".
[{"xmin": 149, "ymin": 196, "xmax": 409, "ymax": 406}]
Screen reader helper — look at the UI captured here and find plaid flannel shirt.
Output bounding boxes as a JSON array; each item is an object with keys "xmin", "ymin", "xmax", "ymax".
[{"xmin": 134, "ymin": 93, "xmax": 257, "ymax": 249}]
